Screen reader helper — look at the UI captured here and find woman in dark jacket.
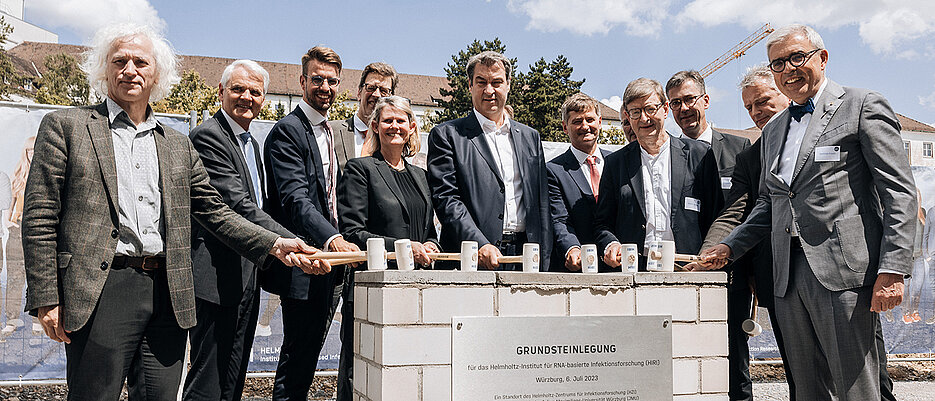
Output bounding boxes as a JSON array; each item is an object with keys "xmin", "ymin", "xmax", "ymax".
[{"xmin": 337, "ymin": 96, "xmax": 439, "ymax": 266}]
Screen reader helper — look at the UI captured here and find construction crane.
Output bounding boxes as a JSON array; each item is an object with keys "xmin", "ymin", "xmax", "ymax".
[{"xmin": 699, "ymin": 23, "xmax": 774, "ymax": 78}]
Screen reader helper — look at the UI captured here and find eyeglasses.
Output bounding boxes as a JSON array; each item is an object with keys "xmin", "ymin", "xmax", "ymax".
[
  {"xmin": 304, "ymin": 75, "xmax": 340, "ymax": 87},
  {"xmin": 363, "ymin": 84, "xmax": 392, "ymax": 96},
  {"xmin": 669, "ymin": 94, "xmax": 702, "ymax": 109},
  {"xmin": 227, "ymin": 85, "xmax": 263, "ymax": 98},
  {"xmin": 625, "ymin": 103, "xmax": 664, "ymax": 120},
  {"xmin": 769, "ymin": 49, "xmax": 821, "ymax": 73}
]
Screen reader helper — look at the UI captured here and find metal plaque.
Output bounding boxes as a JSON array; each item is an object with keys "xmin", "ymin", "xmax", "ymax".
[{"xmin": 451, "ymin": 315, "xmax": 672, "ymax": 401}]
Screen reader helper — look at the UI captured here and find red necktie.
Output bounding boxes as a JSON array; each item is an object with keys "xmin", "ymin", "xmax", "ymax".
[{"xmin": 586, "ymin": 155, "xmax": 600, "ymax": 201}]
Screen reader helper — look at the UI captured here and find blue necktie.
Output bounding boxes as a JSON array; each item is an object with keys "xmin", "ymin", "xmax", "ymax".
[
  {"xmin": 788, "ymin": 98, "xmax": 815, "ymax": 122},
  {"xmin": 239, "ymin": 132, "xmax": 263, "ymax": 209}
]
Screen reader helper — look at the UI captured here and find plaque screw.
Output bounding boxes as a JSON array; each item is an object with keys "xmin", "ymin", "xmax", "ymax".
[
  {"xmin": 663, "ymin": 320, "xmax": 669, "ymax": 328},
  {"xmin": 457, "ymin": 322, "xmax": 463, "ymax": 330}
]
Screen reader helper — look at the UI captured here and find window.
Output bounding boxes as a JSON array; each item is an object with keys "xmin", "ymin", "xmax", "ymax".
[
  {"xmin": 924, "ymin": 142, "xmax": 933, "ymax": 158},
  {"xmin": 905, "ymin": 141, "xmax": 911, "ymax": 159}
]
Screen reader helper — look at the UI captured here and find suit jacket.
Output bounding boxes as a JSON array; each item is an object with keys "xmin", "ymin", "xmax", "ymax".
[
  {"xmin": 262, "ymin": 106, "xmax": 343, "ymax": 299},
  {"xmin": 547, "ymin": 147, "xmax": 612, "ymax": 272},
  {"xmin": 427, "ymin": 113, "xmax": 552, "ymax": 270},
  {"xmin": 701, "ymin": 140, "xmax": 776, "ymax": 306},
  {"xmin": 710, "ymin": 128, "xmax": 751, "ymax": 199},
  {"xmin": 329, "ymin": 116, "xmax": 359, "ymax": 171},
  {"xmin": 337, "ymin": 153, "xmax": 438, "ymax": 250},
  {"xmin": 190, "ymin": 111, "xmax": 292, "ymax": 306},
  {"xmin": 594, "ymin": 135, "xmax": 723, "ymax": 259},
  {"xmin": 22, "ymin": 103, "xmax": 278, "ymax": 332},
  {"xmin": 724, "ymin": 80, "xmax": 917, "ymax": 296}
]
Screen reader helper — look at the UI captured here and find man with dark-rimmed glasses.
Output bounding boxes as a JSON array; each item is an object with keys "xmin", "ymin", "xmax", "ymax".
[{"xmin": 594, "ymin": 78, "xmax": 723, "ymax": 271}]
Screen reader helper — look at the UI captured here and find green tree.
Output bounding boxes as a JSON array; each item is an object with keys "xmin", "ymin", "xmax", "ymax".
[
  {"xmin": 0, "ymin": 16, "xmax": 22, "ymax": 100},
  {"xmin": 258, "ymin": 101, "xmax": 286, "ymax": 121},
  {"xmin": 598, "ymin": 125, "xmax": 628, "ymax": 145},
  {"xmin": 152, "ymin": 69, "xmax": 218, "ymax": 121},
  {"xmin": 431, "ymin": 38, "xmax": 519, "ymax": 124},
  {"xmin": 511, "ymin": 55, "xmax": 584, "ymax": 142},
  {"xmin": 34, "ymin": 53, "xmax": 91, "ymax": 106},
  {"xmin": 329, "ymin": 89, "xmax": 357, "ymax": 121}
]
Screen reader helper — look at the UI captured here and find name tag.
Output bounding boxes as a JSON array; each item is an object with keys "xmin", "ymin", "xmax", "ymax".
[
  {"xmin": 720, "ymin": 177, "xmax": 732, "ymax": 190},
  {"xmin": 685, "ymin": 197, "xmax": 701, "ymax": 212},
  {"xmin": 815, "ymin": 145, "xmax": 841, "ymax": 162}
]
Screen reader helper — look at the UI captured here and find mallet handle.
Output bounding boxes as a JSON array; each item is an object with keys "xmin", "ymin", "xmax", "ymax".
[
  {"xmin": 498, "ymin": 255, "xmax": 523, "ymax": 264},
  {"xmin": 428, "ymin": 253, "xmax": 461, "ymax": 261},
  {"xmin": 648, "ymin": 250, "xmax": 702, "ymax": 262}
]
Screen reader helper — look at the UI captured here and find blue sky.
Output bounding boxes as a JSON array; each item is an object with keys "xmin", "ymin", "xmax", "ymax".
[{"xmin": 23, "ymin": 0, "xmax": 935, "ymax": 131}]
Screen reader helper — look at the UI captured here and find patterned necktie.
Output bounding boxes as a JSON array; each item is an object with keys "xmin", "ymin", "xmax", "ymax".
[
  {"xmin": 788, "ymin": 98, "xmax": 815, "ymax": 122},
  {"xmin": 586, "ymin": 155, "xmax": 600, "ymax": 201},
  {"xmin": 239, "ymin": 132, "xmax": 263, "ymax": 209},
  {"xmin": 320, "ymin": 121, "xmax": 338, "ymax": 227}
]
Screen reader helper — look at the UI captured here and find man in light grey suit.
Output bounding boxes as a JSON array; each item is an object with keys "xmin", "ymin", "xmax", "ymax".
[
  {"xmin": 22, "ymin": 24, "xmax": 325, "ymax": 401},
  {"xmin": 702, "ymin": 24, "xmax": 916, "ymax": 400}
]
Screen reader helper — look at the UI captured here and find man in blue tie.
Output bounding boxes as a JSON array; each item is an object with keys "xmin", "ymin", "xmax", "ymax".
[{"xmin": 185, "ymin": 60, "xmax": 302, "ymax": 401}]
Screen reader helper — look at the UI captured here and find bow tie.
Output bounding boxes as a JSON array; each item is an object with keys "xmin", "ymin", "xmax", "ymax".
[{"xmin": 788, "ymin": 98, "xmax": 815, "ymax": 122}]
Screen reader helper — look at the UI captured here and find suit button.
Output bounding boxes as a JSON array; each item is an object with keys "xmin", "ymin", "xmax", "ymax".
[
  {"xmin": 500, "ymin": 188, "xmax": 504, "ymax": 194},
  {"xmin": 789, "ymin": 192, "xmax": 795, "ymax": 199},
  {"xmin": 111, "ymin": 229, "xmax": 119, "ymax": 238},
  {"xmin": 100, "ymin": 261, "xmax": 108, "ymax": 270},
  {"xmin": 498, "ymin": 213, "xmax": 504, "ymax": 219},
  {"xmin": 641, "ymin": 224, "xmax": 646, "ymax": 229},
  {"xmin": 785, "ymin": 227, "xmax": 791, "ymax": 233}
]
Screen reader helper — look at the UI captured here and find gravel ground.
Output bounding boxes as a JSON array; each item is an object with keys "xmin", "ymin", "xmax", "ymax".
[{"xmin": 2, "ymin": 357, "xmax": 933, "ymax": 400}]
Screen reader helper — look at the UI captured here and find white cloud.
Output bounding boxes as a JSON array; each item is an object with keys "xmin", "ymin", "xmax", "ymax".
[
  {"xmin": 601, "ymin": 95, "xmax": 622, "ymax": 111},
  {"xmin": 507, "ymin": 0, "xmax": 673, "ymax": 37},
  {"xmin": 26, "ymin": 0, "xmax": 165, "ymax": 43},
  {"xmin": 507, "ymin": 0, "xmax": 935, "ymax": 56},
  {"xmin": 920, "ymin": 91, "xmax": 935, "ymax": 110}
]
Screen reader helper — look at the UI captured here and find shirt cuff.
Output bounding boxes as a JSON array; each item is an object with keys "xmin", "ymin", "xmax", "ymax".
[
  {"xmin": 877, "ymin": 268, "xmax": 905, "ymax": 277},
  {"xmin": 564, "ymin": 245, "xmax": 580, "ymax": 259},
  {"xmin": 324, "ymin": 234, "xmax": 342, "ymax": 251}
]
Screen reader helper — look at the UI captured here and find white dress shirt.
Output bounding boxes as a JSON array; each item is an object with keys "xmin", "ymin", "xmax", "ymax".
[
  {"xmin": 353, "ymin": 114, "xmax": 369, "ymax": 158},
  {"xmin": 221, "ymin": 109, "xmax": 263, "ymax": 209},
  {"xmin": 474, "ymin": 109, "xmax": 526, "ymax": 232},
  {"xmin": 777, "ymin": 79, "xmax": 827, "ymax": 185},
  {"xmin": 695, "ymin": 124, "xmax": 713, "ymax": 144},
  {"xmin": 107, "ymin": 98, "xmax": 163, "ymax": 256},
  {"xmin": 569, "ymin": 145, "xmax": 604, "ymax": 190},
  {"xmin": 297, "ymin": 100, "xmax": 341, "ymax": 248},
  {"xmin": 640, "ymin": 139, "xmax": 674, "ymax": 251}
]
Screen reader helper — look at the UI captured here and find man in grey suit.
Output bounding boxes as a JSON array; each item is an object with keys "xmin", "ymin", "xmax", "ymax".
[
  {"xmin": 184, "ymin": 60, "xmax": 296, "ymax": 401},
  {"xmin": 327, "ymin": 61, "xmax": 397, "ymax": 401},
  {"xmin": 22, "ymin": 25, "xmax": 325, "ymax": 401},
  {"xmin": 702, "ymin": 24, "xmax": 916, "ymax": 400}
]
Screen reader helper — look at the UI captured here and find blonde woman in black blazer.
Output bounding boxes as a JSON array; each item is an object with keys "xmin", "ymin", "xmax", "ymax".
[{"xmin": 337, "ymin": 96, "xmax": 439, "ymax": 266}]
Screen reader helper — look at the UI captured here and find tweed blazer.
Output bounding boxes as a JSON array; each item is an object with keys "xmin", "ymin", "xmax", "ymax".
[{"xmin": 22, "ymin": 102, "xmax": 279, "ymax": 332}]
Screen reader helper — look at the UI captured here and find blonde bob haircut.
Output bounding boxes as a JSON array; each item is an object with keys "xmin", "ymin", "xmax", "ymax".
[
  {"xmin": 81, "ymin": 23, "xmax": 181, "ymax": 102},
  {"xmin": 363, "ymin": 96, "xmax": 421, "ymax": 158}
]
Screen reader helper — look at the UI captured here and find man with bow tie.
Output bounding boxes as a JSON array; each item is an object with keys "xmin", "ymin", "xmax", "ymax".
[{"xmin": 701, "ymin": 24, "xmax": 915, "ymax": 400}]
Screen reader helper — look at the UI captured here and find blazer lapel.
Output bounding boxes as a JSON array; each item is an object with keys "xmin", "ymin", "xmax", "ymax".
[
  {"xmin": 294, "ymin": 107, "xmax": 328, "ymax": 202},
  {"xmin": 153, "ymin": 123, "xmax": 173, "ymax": 233},
  {"xmin": 669, "ymin": 137, "xmax": 688, "ymax": 214},
  {"xmin": 791, "ymin": 80, "xmax": 845, "ymax": 184},
  {"xmin": 215, "ymin": 111, "xmax": 258, "ymax": 202},
  {"xmin": 342, "ymin": 117, "xmax": 357, "ymax": 161},
  {"xmin": 768, "ymin": 112, "xmax": 791, "ymax": 178},
  {"xmin": 374, "ymin": 155, "xmax": 410, "ymax": 219},
  {"xmin": 625, "ymin": 144, "xmax": 645, "ymax": 215},
  {"xmin": 87, "ymin": 102, "xmax": 119, "ymax": 211},
  {"xmin": 562, "ymin": 148, "xmax": 592, "ymax": 197},
  {"xmin": 510, "ymin": 122, "xmax": 529, "ymax": 182},
  {"xmin": 465, "ymin": 114, "xmax": 504, "ymax": 185}
]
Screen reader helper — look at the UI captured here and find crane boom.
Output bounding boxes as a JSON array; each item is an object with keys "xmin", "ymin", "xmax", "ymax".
[{"xmin": 699, "ymin": 23, "xmax": 774, "ymax": 78}]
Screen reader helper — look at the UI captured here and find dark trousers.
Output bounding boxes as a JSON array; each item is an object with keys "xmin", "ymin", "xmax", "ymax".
[
  {"xmin": 65, "ymin": 266, "xmax": 186, "ymax": 401},
  {"xmin": 182, "ymin": 272, "xmax": 261, "ymax": 401},
  {"xmin": 272, "ymin": 267, "xmax": 344, "ymax": 401},
  {"xmin": 495, "ymin": 232, "xmax": 527, "ymax": 271},
  {"xmin": 727, "ymin": 275, "xmax": 753, "ymax": 401},
  {"xmin": 335, "ymin": 268, "xmax": 354, "ymax": 401}
]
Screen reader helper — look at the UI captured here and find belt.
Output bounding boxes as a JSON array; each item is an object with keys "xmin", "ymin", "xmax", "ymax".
[
  {"xmin": 497, "ymin": 231, "xmax": 527, "ymax": 246},
  {"xmin": 112, "ymin": 255, "xmax": 166, "ymax": 271}
]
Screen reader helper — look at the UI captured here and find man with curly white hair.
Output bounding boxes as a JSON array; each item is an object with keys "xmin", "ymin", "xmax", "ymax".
[{"xmin": 22, "ymin": 23, "xmax": 327, "ymax": 400}]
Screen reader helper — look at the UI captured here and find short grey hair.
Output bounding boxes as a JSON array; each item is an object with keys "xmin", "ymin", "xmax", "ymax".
[
  {"xmin": 621, "ymin": 78, "xmax": 666, "ymax": 114},
  {"xmin": 766, "ymin": 24, "xmax": 825, "ymax": 53},
  {"xmin": 81, "ymin": 23, "xmax": 181, "ymax": 102},
  {"xmin": 738, "ymin": 63, "xmax": 777, "ymax": 90},
  {"xmin": 467, "ymin": 51, "xmax": 512, "ymax": 83},
  {"xmin": 665, "ymin": 70, "xmax": 705, "ymax": 96},
  {"xmin": 220, "ymin": 60, "xmax": 270, "ymax": 94}
]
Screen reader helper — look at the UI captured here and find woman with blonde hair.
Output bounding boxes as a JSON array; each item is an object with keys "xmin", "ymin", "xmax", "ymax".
[{"xmin": 2, "ymin": 136, "xmax": 38, "ymax": 336}]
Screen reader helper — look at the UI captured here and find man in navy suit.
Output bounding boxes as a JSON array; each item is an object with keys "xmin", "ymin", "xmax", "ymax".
[
  {"xmin": 262, "ymin": 46, "xmax": 361, "ymax": 400},
  {"xmin": 547, "ymin": 93, "xmax": 611, "ymax": 272},
  {"xmin": 427, "ymin": 50, "xmax": 552, "ymax": 270},
  {"xmin": 595, "ymin": 78, "xmax": 723, "ymax": 269}
]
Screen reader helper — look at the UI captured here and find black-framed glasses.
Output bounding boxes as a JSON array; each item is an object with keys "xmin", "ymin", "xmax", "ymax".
[
  {"xmin": 304, "ymin": 75, "xmax": 340, "ymax": 87},
  {"xmin": 669, "ymin": 94, "xmax": 702, "ymax": 109},
  {"xmin": 364, "ymin": 83, "xmax": 392, "ymax": 95},
  {"xmin": 625, "ymin": 103, "xmax": 664, "ymax": 119},
  {"xmin": 769, "ymin": 49, "xmax": 821, "ymax": 73}
]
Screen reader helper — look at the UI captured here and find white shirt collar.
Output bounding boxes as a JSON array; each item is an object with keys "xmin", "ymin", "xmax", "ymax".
[
  {"xmin": 696, "ymin": 124, "xmax": 713, "ymax": 144},
  {"xmin": 298, "ymin": 99, "xmax": 328, "ymax": 126},
  {"xmin": 639, "ymin": 137, "xmax": 671, "ymax": 162},
  {"xmin": 474, "ymin": 108, "xmax": 510, "ymax": 135},
  {"xmin": 220, "ymin": 109, "xmax": 248, "ymax": 136},
  {"xmin": 353, "ymin": 113, "xmax": 369, "ymax": 134},
  {"xmin": 106, "ymin": 97, "xmax": 157, "ymax": 131},
  {"xmin": 570, "ymin": 145, "xmax": 602, "ymax": 166}
]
